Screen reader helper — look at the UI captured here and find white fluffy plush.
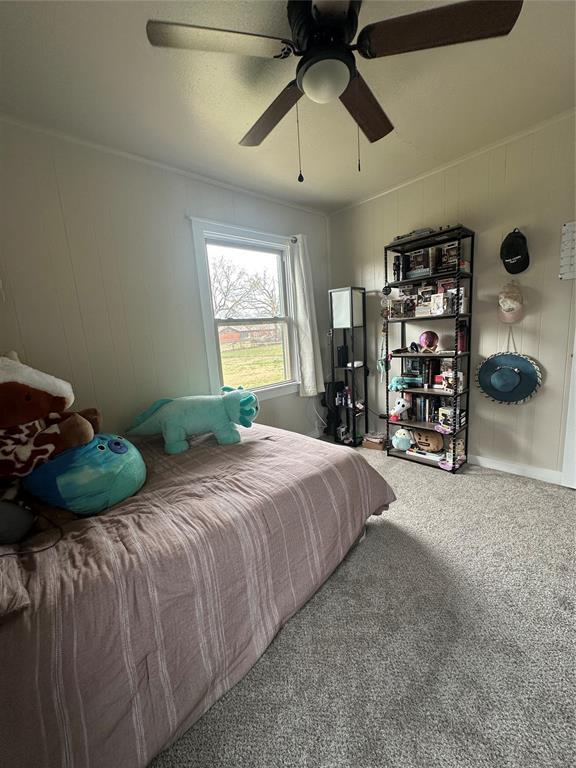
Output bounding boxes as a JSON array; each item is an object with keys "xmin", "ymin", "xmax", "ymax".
[{"xmin": 0, "ymin": 356, "xmax": 74, "ymax": 407}]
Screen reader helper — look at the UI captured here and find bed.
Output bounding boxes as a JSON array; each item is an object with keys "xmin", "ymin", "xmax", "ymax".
[{"xmin": 0, "ymin": 424, "xmax": 395, "ymax": 768}]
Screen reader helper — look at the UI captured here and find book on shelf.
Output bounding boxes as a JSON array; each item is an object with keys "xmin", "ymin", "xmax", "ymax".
[
  {"xmin": 405, "ymin": 448, "xmax": 445, "ymax": 462},
  {"xmin": 406, "ymin": 395, "xmax": 467, "ymax": 428}
]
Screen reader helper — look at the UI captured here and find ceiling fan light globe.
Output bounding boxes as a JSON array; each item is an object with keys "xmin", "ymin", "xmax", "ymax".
[{"xmin": 301, "ymin": 58, "xmax": 351, "ymax": 103}]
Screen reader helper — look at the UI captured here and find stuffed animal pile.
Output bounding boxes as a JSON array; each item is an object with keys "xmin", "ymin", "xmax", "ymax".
[
  {"xmin": 0, "ymin": 353, "xmax": 100, "ymax": 479},
  {"xmin": 0, "ymin": 351, "xmax": 259, "ymax": 545},
  {"xmin": 0, "ymin": 354, "xmax": 146, "ymax": 543}
]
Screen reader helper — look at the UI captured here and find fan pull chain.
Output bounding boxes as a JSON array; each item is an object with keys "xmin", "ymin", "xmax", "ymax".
[
  {"xmin": 296, "ymin": 103, "xmax": 304, "ymax": 183},
  {"xmin": 357, "ymin": 124, "xmax": 361, "ymax": 173}
]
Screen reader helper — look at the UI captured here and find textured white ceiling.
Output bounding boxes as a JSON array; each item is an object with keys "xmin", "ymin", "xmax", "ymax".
[{"xmin": 1, "ymin": 1, "xmax": 574, "ymax": 211}]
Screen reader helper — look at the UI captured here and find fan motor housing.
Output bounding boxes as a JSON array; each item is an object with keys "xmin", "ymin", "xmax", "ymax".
[{"xmin": 288, "ymin": 0, "xmax": 361, "ymax": 51}]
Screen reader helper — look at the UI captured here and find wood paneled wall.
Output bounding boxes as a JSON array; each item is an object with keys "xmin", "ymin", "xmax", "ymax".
[
  {"xmin": 330, "ymin": 113, "xmax": 575, "ymax": 476},
  {"xmin": 0, "ymin": 120, "xmax": 329, "ymax": 435}
]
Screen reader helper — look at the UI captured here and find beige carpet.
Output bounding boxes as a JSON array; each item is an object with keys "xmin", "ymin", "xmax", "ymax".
[{"xmin": 152, "ymin": 453, "xmax": 574, "ymax": 768}]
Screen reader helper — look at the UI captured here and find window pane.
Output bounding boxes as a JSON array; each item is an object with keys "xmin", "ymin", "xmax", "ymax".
[
  {"xmin": 218, "ymin": 323, "xmax": 290, "ymax": 390},
  {"xmin": 206, "ymin": 242, "xmax": 284, "ymax": 320}
]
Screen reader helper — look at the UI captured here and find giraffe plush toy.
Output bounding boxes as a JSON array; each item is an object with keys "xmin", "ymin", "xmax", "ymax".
[{"xmin": 0, "ymin": 353, "xmax": 101, "ymax": 480}]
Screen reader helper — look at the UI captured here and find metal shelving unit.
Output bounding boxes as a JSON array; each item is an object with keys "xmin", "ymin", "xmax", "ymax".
[
  {"xmin": 328, "ymin": 287, "xmax": 368, "ymax": 447},
  {"xmin": 382, "ymin": 226, "xmax": 475, "ymax": 473}
]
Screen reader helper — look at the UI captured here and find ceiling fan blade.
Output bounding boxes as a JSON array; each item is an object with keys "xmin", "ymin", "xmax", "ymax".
[
  {"xmin": 240, "ymin": 81, "xmax": 303, "ymax": 146},
  {"xmin": 147, "ymin": 20, "xmax": 296, "ymax": 60},
  {"xmin": 339, "ymin": 73, "xmax": 393, "ymax": 143},
  {"xmin": 356, "ymin": 0, "xmax": 523, "ymax": 59}
]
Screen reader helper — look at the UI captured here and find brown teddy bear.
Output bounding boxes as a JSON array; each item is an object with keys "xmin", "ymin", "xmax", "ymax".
[{"xmin": 0, "ymin": 353, "xmax": 101, "ymax": 480}]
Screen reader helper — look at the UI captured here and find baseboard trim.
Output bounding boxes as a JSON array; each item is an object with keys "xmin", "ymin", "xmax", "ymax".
[{"xmin": 468, "ymin": 455, "xmax": 563, "ymax": 486}]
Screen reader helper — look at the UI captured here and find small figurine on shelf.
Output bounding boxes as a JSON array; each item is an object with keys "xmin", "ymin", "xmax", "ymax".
[
  {"xmin": 389, "ymin": 394, "xmax": 411, "ymax": 422},
  {"xmin": 434, "ymin": 418, "xmax": 452, "ymax": 435},
  {"xmin": 440, "ymin": 369, "xmax": 464, "ymax": 394},
  {"xmin": 439, "ymin": 437, "xmax": 466, "ymax": 471},
  {"xmin": 391, "ymin": 428, "xmax": 412, "ymax": 451},
  {"xmin": 393, "ymin": 255, "xmax": 402, "ymax": 282}
]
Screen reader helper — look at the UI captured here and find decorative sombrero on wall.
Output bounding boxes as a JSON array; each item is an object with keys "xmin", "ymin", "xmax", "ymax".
[{"xmin": 476, "ymin": 352, "xmax": 542, "ymax": 404}]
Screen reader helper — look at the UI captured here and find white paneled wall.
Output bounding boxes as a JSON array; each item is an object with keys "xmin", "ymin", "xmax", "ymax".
[
  {"xmin": 330, "ymin": 113, "xmax": 576, "ymax": 478},
  {"xmin": 0, "ymin": 120, "xmax": 329, "ymax": 435}
]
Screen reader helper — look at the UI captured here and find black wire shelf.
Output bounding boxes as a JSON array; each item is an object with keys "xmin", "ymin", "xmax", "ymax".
[
  {"xmin": 386, "ymin": 313, "xmax": 471, "ymax": 323},
  {"xmin": 396, "ymin": 387, "xmax": 469, "ymax": 398},
  {"xmin": 384, "ymin": 225, "xmax": 475, "ymax": 252},
  {"xmin": 387, "ymin": 448, "xmax": 467, "ymax": 472},
  {"xmin": 382, "ymin": 418, "xmax": 467, "ymax": 436},
  {"xmin": 390, "ymin": 351, "xmax": 469, "ymax": 359},
  {"xmin": 384, "ymin": 226, "xmax": 475, "ymax": 473},
  {"xmin": 386, "ymin": 270, "xmax": 472, "ymax": 289}
]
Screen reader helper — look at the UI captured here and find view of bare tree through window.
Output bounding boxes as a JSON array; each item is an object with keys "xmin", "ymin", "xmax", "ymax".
[{"xmin": 206, "ymin": 243, "xmax": 291, "ymax": 390}]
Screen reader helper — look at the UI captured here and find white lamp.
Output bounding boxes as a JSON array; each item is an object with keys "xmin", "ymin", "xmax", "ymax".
[
  {"xmin": 301, "ymin": 58, "xmax": 351, "ymax": 103},
  {"xmin": 296, "ymin": 49, "xmax": 355, "ymax": 104}
]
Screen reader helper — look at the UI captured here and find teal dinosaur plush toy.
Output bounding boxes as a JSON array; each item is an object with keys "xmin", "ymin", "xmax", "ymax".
[{"xmin": 127, "ymin": 386, "xmax": 259, "ymax": 454}]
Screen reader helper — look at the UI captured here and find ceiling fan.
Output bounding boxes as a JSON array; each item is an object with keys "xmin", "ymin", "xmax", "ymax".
[{"xmin": 146, "ymin": 0, "xmax": 524, "ymax": 146}]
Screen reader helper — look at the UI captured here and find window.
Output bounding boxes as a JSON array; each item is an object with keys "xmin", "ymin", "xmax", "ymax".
[{"xmin": 192, "ymin": 220, "xmax": 299, "ymax": 400}]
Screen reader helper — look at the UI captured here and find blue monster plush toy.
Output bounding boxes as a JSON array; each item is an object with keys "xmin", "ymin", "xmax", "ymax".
[
  {"xmin": 127, "ymin": 386, "xmax": 259, "ymax": 454},
  {"xmin": 23, "ymin": 434, "xmax": 146, "ymax": 516}
]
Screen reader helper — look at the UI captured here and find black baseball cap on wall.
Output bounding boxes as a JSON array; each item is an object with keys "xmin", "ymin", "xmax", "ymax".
[{"xmin": 500, "ymin": 228, "xmax": 529, "ymax": 274}]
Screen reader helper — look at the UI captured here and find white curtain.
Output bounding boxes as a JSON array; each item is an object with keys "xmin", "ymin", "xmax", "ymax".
[{"xmin": 290, "ymin": 234, "xmax": 325, "ymax": 396}]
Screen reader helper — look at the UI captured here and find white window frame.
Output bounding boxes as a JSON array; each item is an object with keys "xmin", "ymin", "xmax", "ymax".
[{"xmin": 190, "ymin": 218, "xmax": 300, "ymax": 401}]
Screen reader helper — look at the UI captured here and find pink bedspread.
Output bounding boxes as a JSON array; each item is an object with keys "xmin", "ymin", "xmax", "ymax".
[{"xmin": 0, "ymin": 424, "xmax": 395, "ymax": 768}]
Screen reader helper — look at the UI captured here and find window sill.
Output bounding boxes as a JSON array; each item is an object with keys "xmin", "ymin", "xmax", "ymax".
[{"xmin": 252, "ymin": 381, "xmax": 300, "ymax": 402}]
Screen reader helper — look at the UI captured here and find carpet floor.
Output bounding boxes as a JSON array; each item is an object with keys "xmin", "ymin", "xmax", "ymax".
[{"xmin": 152, "ymin": 454, "xmax": 574, "ymax": 768}]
